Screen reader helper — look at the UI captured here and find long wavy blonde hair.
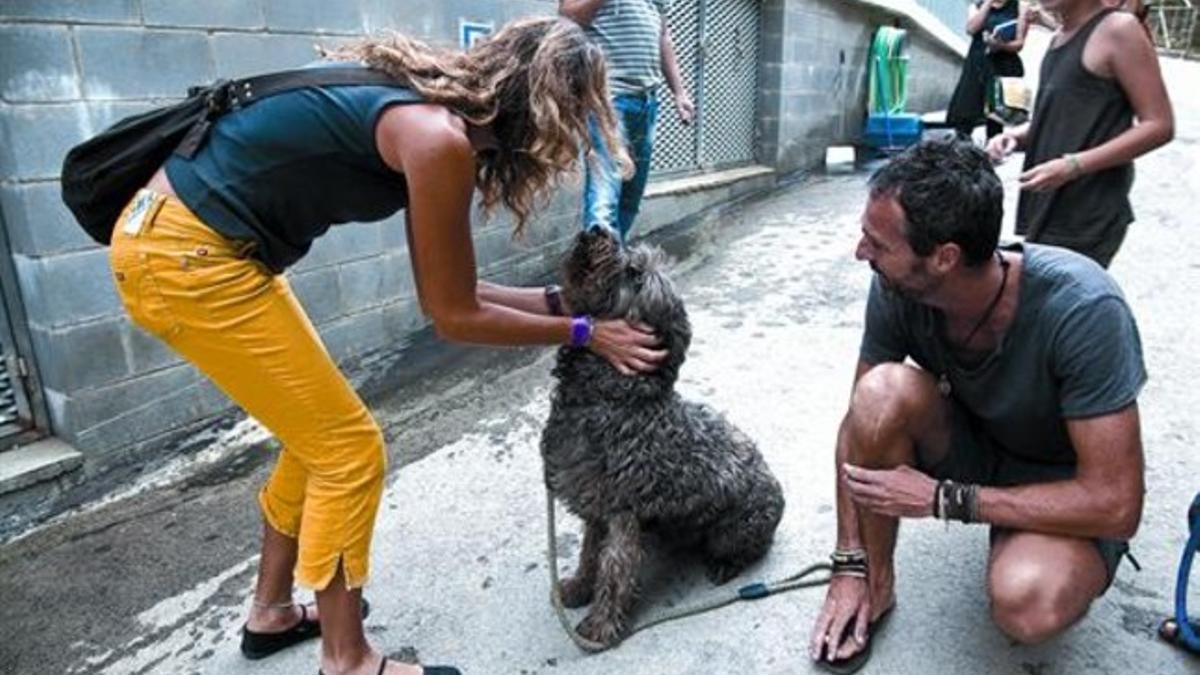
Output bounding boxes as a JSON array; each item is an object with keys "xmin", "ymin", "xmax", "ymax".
[{"xmin": 324, "ymin": 16, "xmax": 630, "ymax": 237}]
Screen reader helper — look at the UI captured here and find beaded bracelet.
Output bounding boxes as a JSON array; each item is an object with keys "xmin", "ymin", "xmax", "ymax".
[
  {"xmin": 937, "ymin": 480, "xmax": 980, "ymax": 523},
  {"xmin": 830, "ymin": 548, "xmax": 869, "ymax": 578}
]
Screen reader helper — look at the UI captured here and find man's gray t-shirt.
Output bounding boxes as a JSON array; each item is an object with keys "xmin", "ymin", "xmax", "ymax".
[
  {"xmin": 860, "ymin": 244, "xmax": 1146, "ymax": 466},
  {"xmin": 584, "ymin": 0, "xmax": 667, "ymax": 94}
]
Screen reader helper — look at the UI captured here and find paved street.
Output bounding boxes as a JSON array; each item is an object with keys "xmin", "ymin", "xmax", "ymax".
[{"xmin": 1, "ymin": 54, "xmax": 1198, "ymax": 675}]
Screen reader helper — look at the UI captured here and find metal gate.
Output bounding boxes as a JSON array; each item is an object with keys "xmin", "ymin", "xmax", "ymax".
[
  {"xmin": 1152, "ymin": 0, "xmax": 1198, "ymax": 59},
  {"xmin": 652, "ymin": 0, "xmax": 763, "ymax": 175}
]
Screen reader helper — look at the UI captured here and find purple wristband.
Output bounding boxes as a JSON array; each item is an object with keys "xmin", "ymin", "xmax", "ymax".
[{"xmin": 570, "ymin": 315, "xmax": 593, "ymax": 347}]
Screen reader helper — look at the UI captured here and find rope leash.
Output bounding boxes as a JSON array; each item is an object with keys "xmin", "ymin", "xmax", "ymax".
[{"xmin": 545, "ymin": 488, "xmax": 833, "ymax": 653}]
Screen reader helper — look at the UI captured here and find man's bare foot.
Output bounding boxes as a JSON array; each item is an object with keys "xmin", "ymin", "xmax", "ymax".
[{"xmin": 869, "ymin": 584, "xmax": 895, "ymax": 624}]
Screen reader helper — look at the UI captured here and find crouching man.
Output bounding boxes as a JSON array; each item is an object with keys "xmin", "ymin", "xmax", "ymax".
[{"xmin": 809, "ymin": 140, "xmax": 1145, "ymax": 673}]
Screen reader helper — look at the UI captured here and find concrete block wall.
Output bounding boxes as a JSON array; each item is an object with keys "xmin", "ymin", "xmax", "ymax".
[
  {"xmin": 0, "ymin": 0, "xmax": 575, "ymax": 462},
  {"xmin": 759, "ymin": 0, "xmax": 965, "ymax": 172}
]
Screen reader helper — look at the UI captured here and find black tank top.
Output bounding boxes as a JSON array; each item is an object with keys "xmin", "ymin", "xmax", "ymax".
[{"xmin": 1015, "ymin": 10, "xmax": 1134, "ymax": 243}]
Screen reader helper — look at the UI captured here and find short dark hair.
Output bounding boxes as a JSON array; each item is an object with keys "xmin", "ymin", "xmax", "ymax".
[{"xmin": 868, "ymin": 139, "xmax": 1003, "ymax": 267}]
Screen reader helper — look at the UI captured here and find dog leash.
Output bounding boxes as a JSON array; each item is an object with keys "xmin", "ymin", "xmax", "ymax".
[{"xmin": 544, "ymin": 488, "xmax": 834, "ymax": 653}]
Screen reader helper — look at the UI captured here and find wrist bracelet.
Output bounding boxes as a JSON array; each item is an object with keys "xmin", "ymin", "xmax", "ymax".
[
  {"xmin": 544, "ymin": 284, "xmax": 565, "ymax": 317},
  {"xmin": 830, "ymin": 548, "xmax": 869, "ymax": 578},
  {"xmin": 570, "ymin": 314, "xmax": 594, "ymax": 347},
  {"xmin": 1063, "ymin": 153, "xmax": 1083, "ymax": 178},
  {"xmin": 831, "ymin": 547, "xmax": 867, "ymax": 564},
  {"xmin": 939, "ymin": 480, "xmax": 979, "ymax": 523}
]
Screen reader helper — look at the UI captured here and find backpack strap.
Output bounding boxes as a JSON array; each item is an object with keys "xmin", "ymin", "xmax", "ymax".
[
  {"xmin": 220, "ymin": 66, "xmax": 410, "ymax": 109},
  {"xmin": 176, "ymin": 66, "xmax": 413, "ymax": 158}
]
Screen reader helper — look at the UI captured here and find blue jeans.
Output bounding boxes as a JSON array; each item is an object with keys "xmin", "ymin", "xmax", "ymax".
[{"xmin": 582, "ymin": 91, "xmax": 659, "ymax": 243}]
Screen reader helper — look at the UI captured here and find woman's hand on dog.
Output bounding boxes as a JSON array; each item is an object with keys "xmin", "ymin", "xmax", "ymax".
[
  {"xmin": 589, "ymin": 320, "xmax": 667, "ymax": 375},
  {"xmin": 842, "ymin": 464, "xmax": 937, "ymax": 518},
  {"xmin": 809, "ymin": 575, "xmax": 871, "ymax": 663}
]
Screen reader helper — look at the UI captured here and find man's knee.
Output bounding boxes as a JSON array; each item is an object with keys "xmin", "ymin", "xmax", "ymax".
[
  {"xmin": 845, "ymin": 364, "xmax": 938, "ymax": 457},
  {"xmin": 850, "ymin": 363, "xmax": 937, "ymax": 415},
  {"xmin": 988, "ymin": 557, "xmax": 1082, "ymax": 644}
]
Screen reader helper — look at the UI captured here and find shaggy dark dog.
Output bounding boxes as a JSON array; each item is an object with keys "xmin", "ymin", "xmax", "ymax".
[{"xmin": 540, "ymin": 228, "xmax": 785, "ymax": 647}]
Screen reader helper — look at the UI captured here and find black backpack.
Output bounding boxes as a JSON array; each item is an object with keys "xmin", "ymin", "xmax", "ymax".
[{"xmin": 60, "ymin": 67, "xmax": 405, "ymax": 246}]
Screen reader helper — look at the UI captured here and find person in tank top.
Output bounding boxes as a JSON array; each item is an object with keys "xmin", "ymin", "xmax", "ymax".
[
  {"xmin": 987, "ymin": 0, "xmax": 1173, "ymax": 268},
  {"xmin": 110, "ymin": 17, "xmax": 667, "ymax": 675}
]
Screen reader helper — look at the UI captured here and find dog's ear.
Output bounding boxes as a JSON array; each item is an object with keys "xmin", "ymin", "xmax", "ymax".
[
  {"xmin": 623, "ymin": 248, "xmax": 691, "ymax": 386},
  {"xmin": 646, "ymin": 281, "xmax": 691, "ymax": 384},
  {"xmin": 561, "ymin": 228, "xmax": 623, "ymax": 315}
]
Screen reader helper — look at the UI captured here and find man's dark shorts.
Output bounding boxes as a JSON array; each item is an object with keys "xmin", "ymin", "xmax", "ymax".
[{"xmin": 917, "ymin": 399, "xmax": 1129, "ymax": 593}]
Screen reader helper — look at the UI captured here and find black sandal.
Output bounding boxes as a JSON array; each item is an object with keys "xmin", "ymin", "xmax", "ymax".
[
  {"xmin": 815, "ymin": 604, "xmax": 894, "ymax": 675},
  {"xmin": 241, "ymin": 598, "xmax": 371, "ymax": 660},
  {"xmin": 318, "ymin": 656, "xmax": 463, "ymax": 675}
]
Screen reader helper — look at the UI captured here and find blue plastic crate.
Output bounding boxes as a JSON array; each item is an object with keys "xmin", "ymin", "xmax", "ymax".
[{"xmin": 863, "ymin": 113, "xmax": 923, "ymax": 149}]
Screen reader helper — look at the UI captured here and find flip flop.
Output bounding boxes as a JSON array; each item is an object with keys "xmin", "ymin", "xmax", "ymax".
[
  {"xmin": 816, "ymin": 605, "xmax": 895, "ymax": 675},
  {"xmin": 241, "ymin": 598, "xmax": 371, "ymax": 660},
  {"xmin": 318, "ymin": 657, "xmax": 462, "ymax": 675}
]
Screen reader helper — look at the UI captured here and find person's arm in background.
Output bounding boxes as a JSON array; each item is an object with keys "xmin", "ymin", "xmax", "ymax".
[
  {"xmin": 1018, "ymin": 12, "xmax": 1173, "ymax": 192},
  {"xmin": 559, "ymin": 0, "xmax": 607, "ymax": 26},
  {"xmin": 986, "ymin": 121, "xmax": 1030, "ymax": 162},
  {"xmin": 986, "ymin": 1, "xmax": 1032, "ymax": 52},
  {"xmin": 1026, "ymin": 3, "xmax": 1061, "ymax": 31},
  {"xmin": 966, "ymin": 0, "xmax": 994, "ymax": 35},
  {"xmin": 659, "ymin": 22, "xmax": 694, "ymax": 124}
]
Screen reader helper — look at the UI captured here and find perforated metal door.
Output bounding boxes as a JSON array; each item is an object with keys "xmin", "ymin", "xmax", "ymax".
[
  {"xmin": 698, "ymin": 0, "xmax": 761, "ymax": 169},
  {"xmin": 651, "ymin": 0, "xmax": 762, "ymax": 175},
  {"xmin": 652, "ymin": 0, "xmax": 701, "ymax": 173}
]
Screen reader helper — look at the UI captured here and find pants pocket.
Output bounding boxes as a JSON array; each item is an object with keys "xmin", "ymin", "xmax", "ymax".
[{"xmin": 111, "ymin": 242, "xmax": 181, "ymax": 340}]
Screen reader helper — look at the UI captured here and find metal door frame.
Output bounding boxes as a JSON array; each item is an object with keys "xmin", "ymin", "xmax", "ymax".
[{"xmin": 0, "ymin": 206, "xmax": 49, "ymax": 450}]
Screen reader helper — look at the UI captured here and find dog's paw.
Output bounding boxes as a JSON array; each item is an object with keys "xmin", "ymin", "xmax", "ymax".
[
  {"xmin": 557, "ymin": 576, "xmax": 594, "ymax": 608},
  {"xmin": 576, "ymin": 613, "xmax": 624, "ymax": 647}
]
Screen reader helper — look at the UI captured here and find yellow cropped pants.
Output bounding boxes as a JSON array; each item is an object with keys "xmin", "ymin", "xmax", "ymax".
[{"xmin": 110, "ymin": 190, "xmax": 386, "ymax": 591}]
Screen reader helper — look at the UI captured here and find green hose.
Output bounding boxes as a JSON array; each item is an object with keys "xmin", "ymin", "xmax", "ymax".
[{"xmin": 868, "ymin": 26, "xmax": 909, "ymax": 115}]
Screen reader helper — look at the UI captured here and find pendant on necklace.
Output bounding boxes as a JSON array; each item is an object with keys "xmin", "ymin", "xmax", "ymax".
[{"xmin": 937, "ymin": 373, "xmax": 952, "ymax": 397}]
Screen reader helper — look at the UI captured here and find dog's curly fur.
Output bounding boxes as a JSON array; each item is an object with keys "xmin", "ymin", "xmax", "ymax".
[{"xmin": 540, "ymin": 229, "xmax": 785, "ymax": 647}]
